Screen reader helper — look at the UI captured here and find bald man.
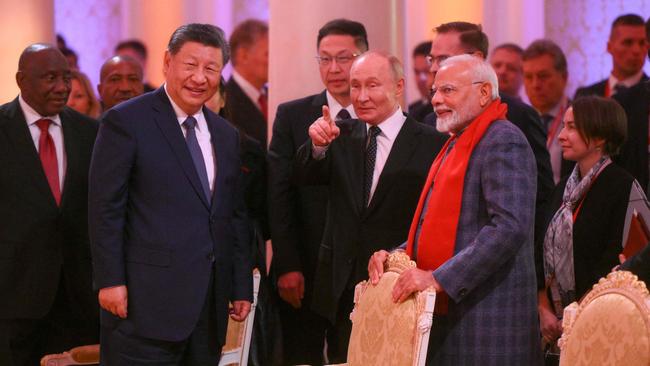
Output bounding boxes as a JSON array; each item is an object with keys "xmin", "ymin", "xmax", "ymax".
[
  {"xmin": 0, "ymin": 44, "xmax": 99, "ymax": 366},
  {"xmin": 97, "ymin": 55, "xmax": 144, "ymax": 111}
]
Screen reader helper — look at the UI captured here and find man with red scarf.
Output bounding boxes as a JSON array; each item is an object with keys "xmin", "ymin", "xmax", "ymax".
[{"xmin": 369, "ymin": 55, "xmax": 542, "ymax": 365}]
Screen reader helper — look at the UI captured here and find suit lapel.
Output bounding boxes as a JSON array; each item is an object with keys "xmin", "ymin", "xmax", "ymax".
[
  {"xmin": 205, "ymin": 108, "xmax": 228, "ymax": 214},
  {"xmin": 152, "ymin": 90, "xmax": 211, "ymax": 210},
  {"xmin": 364, "ymin": 117, "xmax": 420, "ymax": 216},
  {"xmin": 1, "ymin": 99, "xmax": 58, "ymax": 208},
  {"xmin": 59, "ymin": 108, "xmax": 81, "ymax": 209}
]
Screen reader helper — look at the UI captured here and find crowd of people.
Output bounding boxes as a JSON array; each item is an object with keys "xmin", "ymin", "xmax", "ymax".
[{"xmin": 2, "ymin": 12, "xmax": 650, "ymax": 366}]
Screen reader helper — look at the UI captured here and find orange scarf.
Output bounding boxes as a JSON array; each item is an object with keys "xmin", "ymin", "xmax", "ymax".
[{"xmin": 406, "ymin": 99, "xmax": 508, "ymax": 314}]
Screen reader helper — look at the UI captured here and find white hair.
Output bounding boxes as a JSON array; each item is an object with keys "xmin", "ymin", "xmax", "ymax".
[{"xmin": 439, "ymin": 54, "xmax": 499, "ymax": 99}]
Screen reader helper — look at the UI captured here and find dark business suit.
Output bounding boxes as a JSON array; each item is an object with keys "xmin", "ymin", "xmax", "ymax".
[
  {"xmin": 621, "ymin": 244, "xmax": 650, "ymax": 284},
  {"xmin": 613, "ymin": 82, "xmax": 650, "ymax": 190},
  {"xmin": 224, "ymin": 77, "xmax": 267, "ymax": 147},
  {"xmin": 267, "ymin": 91, "xmax": 330, "ymax": 365},
  {"xmin": 0, "ymin": 99, "xmax": 99, "ymax": 366},
  {"xmin": 536, "ymin": 164, "xmax": 635, "ymax": 300},
  {"xmin": 407, "ymin": 99, "xmax": 433, "ymax": 123},
  {"xmin": 89, "ymin": 88, "xmax": 252, "ymax": 363},
  {"xmin": 573, "ymin": 73, "xmax": 648, "ymax": 99},
  {"xmin": 424, "ymin": 94, "xmax": 554, "ymax": 246},
  {"xmin": 294, "ymin": 116, "xmax": 446, "ymax": 362}
]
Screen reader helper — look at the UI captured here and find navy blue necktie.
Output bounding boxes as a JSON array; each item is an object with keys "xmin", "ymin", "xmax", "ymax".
[
  {"xmin": 183, "ymin": 116, "xmax": 211, "ymax": 202},
  {"xmin": 364, "ymin": 126, "xmax": 382, "ymax": 207},
  {"xmin": 336, "ymin": 108, "xmax": 351, "ymax": 121}
]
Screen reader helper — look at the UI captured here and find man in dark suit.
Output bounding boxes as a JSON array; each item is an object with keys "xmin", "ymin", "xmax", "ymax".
[
  {"xmin": 224, "ymin": 19, "xmax": 269, "ymax": 147},
  {"xmin": 267, "ymin": 18, "xmax": 369, "ymax": 365},
  {"xmin": 89, "ymin": 24, "xmax": 252, "ymax": 365},
  {"xmin": 294, "ymin": 51, "xmax": 446, "ymax": 363},
  {"xmin": 423, "ymin": 22, "xmax": 554, "ymax": 246},
  {"xmin": 574, "ymin": 14, "xmax": 648, "ymax": 99},
  {"xmin": 407, "ymin": 41, "xmax": 434, "ymax": 122},
  {"xmin": 0, "ymin": 44, "xmax": 99, "ymax": 366},
  {"xmin": 97, "ymin": 55, "xmax": 144, "ymax": 112}
]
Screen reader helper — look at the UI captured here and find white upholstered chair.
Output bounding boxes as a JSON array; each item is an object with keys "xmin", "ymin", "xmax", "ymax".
[
  {"xmin": 329, "ymin": 250, "xmax": 436, "ymax": 366},
  {"xmin": 558, "ymin": 270, "xmax": 650, "ymax": 366},
  {"xmin": 219, "ymin": 269, "xmax": 261, "ymax": 366}
]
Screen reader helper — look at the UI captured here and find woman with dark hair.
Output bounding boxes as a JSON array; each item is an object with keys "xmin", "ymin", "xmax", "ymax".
[{"xmin": 537, "ymin": 96, "xmax": 649, "ymax": 350}]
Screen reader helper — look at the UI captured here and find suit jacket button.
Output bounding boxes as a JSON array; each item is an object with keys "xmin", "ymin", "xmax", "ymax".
[
  {"xmin": 207, "ymin": 253, "xmax": 215, "ymax": 262},
  {"xmin": 459, "ymin": 288, "xmax": 468, "ymax": 297}
]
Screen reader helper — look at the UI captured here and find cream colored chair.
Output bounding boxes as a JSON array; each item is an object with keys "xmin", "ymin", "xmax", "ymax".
[
  {"xmin": 40, "ymin": 345, "xmax": 99, "ymax": 366},
  {"xmin": 558, "ymin": 270, "xmax": 650, "ymax": 366},
  {"xmin": 331, "ymin": 250, "xmax": 436, "ymax": 366},
  {"xmin": 219, "ymin": 269, "xmax": 261, "ymax": 366}
]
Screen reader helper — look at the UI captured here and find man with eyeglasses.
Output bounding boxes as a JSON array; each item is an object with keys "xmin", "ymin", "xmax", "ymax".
[
  {"xmin": 368, "ymin": 55, "xmax": 542, "ymax": 364},
  {"xmin": 267, "ymin": 18, "xmax": 368, "ymax": 365},
  {"xmin": 423, "ymin": 21, "xmax": 553, "ymax": 255},
  {"xmin": 294, "ymin": 51, "xmax": 445, "ymax": 363}
]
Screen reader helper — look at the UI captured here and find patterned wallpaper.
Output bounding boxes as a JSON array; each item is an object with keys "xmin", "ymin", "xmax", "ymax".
[
  {"xmin": 545, "ymin": 0, "xmax": 650, "ymax": 97},
  {"xmin": 54, "ymin": 0, "xmax": 122, "ymax": 90}
]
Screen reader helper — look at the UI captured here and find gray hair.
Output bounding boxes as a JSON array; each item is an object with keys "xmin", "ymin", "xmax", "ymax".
[
  {"xmin": 353, "ymin": 50, "xmax": 404, "ymax": 82},
  {"xmin": 439, "ymin": 54, "xmax": 499, "ymax": 99}
]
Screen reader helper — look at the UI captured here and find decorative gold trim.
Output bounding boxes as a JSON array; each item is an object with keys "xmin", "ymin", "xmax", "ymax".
[
  {"xmin": 385, "ymin": 250, "xmax": 416, "ymax": 274},
  {"xmin": 558, "ymin": 270, "xmax": 650, "ymax": 351}
]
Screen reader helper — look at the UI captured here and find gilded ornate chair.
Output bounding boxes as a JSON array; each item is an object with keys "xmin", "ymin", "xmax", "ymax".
[
  {"xmin": 219, "ymin": 269, "xmax": 261, "ymax": 366},
  {"xmin": 337, "ymin": 250, "xmax": 436, "ymax": 366},
  {"xmin": 558, "ymin": 270, "xmax": 650, "ymax": 366}
]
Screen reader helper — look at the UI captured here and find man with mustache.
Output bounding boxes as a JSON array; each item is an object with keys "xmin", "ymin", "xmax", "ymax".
[
  {"xmin": 0, "ymin": 44, "xmax": 99, "ymax": 365},
  {"xmin": 369, "ymin": 55, "xmax": 542, "ymax": 365},
  {"xmin": 97, "ymin": 55, "xmax": 144, "ymax": 112}
]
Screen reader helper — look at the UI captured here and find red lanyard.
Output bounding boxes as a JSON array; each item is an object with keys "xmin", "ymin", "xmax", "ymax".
[{"xmin": 571, "ymin": 161, "xmax": 610, "ymax": 222}]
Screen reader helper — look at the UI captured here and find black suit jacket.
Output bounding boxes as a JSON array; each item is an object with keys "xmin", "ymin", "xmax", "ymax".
[
  {"xmin": 423, "ymin": 94, "xmax": 555, "ymax": 244},
  {"xmin": 0, "ymin": 99, "xmax": 98, "ymax": 321},
  {"xmin": 536, "ymin": 164, "xmax": 634, "ymax": 298},
  {"xmin": 294, "ymin": 116, "xmax": 446, "ymax": 322},
  {"xmin": 620, "ymin": 244, "xmax": 650, "ymax": 284},
  {"xmin": 407, "ymin": 99, "xmax": 433, "ymax": 123},
  {"xmin": 267, "ymin": 92, "xmax": 328, "ymax": 304},
  {"xmin": 613, "ymin": 82, "xmax": 650, "ymax": 189},
  {"xmin": 574, "ymin": 73, "xmax": 649, "ymax": 99},
  {"xmin": 224, "ymin": 77, "xmax": 267, "ymax": 147},
  {"xmin": 89, "ymin": 88, "xmax": 252, "ymax": 343}
]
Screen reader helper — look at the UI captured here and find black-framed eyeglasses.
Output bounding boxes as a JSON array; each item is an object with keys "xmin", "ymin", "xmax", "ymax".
[
  {"xmin": 430, "ymin": 81, "xmax": 485, "ymax": 98},
  {"xmin": 315, "ymin": 53, "xmax": 360, "ymax": 66}
]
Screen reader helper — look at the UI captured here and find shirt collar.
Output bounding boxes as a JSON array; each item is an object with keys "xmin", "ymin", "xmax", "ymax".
[
  {"xmin": 164, "ymin": 83, "xmax": 205, "ymax": 130},
  {"xmin": 325, "ymin": 90, "xmax": 357, "ymax": 119},
  {"xmin": 18, "ymin": 94, "xmax": 62, "ymax": 127},
  {"xmin": 232, "ymin": 70, "xmax": 263, "ymax": 103},
  {"xmin": 367, "ymin": 106, "xmax": 405, "ymax": 141},
  {"xmin": 609, "ymin": 70, "xmax": 645, "ymax": 89}
]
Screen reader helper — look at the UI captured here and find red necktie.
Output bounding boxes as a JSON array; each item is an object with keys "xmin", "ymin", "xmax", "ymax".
[
  {"xmin": 258, "ymin": 91, "xmax": 268, "ymax": 121},
  {"xmin": 36, "ymin": 119, "xmax": 61, "ymax": 206}
]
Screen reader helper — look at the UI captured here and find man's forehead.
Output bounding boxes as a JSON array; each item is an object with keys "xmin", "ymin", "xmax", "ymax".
[
  {"xmin": 431, "ymin": 32, "xmax": 463, "ymax": 55},
  {"xmin": 612, "ymin": 24, "xmax": 647, "ymax": 40}
]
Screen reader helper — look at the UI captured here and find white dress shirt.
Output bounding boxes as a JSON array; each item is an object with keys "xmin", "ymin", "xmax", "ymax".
[
  {"xmin": 19, "ymin": 94, "xmax": 66, "ymax": 189},
  {"xmin": 326, "ymin": 90, "xmax": 357, "ymax": 120},
  {"xmin": 608, "ymin": 69, "xmax": 645, "ymax": 93},
  {"xmin": 164, "ymin": 84, "xmax": 216, "ymax": 191},
  {"xmin": 366, "ymin": 107, "xmax": 406, "ymax": 201},
  {"xmin": 232, "ymin": 70, "xmax": 264, "ymax": 111}
]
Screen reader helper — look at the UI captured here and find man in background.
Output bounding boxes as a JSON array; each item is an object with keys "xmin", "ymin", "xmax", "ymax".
[
  {"xmin": 97, "ymin": 55, "xmax": 144, "ymax": 111},
  {"xmin": 224, "ymin": 19, "xmax": 269, "ymax": 147},
  {"xmin": 523, "ymin": 39, "xmax": 575, "ymax": 184},
  {"xmin": 115, "ymin": 39, "xmax": 155, "ymax": 92},
  {"xmin": 267, "ymin": 18, "xmax": 367, "ymax": 365},
  {"xmin": 575, "ymin": 13, "xmax": 648, "ymax": 98},
  {"xmin": 490, "ymin": 42, "xmax": 525, "ymax": 99},
  {"xmin": 408, "ymin": 41, "xmax": 434, "ymax": 122}
]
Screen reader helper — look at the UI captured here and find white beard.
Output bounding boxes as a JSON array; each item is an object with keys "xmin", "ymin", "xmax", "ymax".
[{"xmin": 435, "ymin": 109, "xmax": 463, "ymax": 134}]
